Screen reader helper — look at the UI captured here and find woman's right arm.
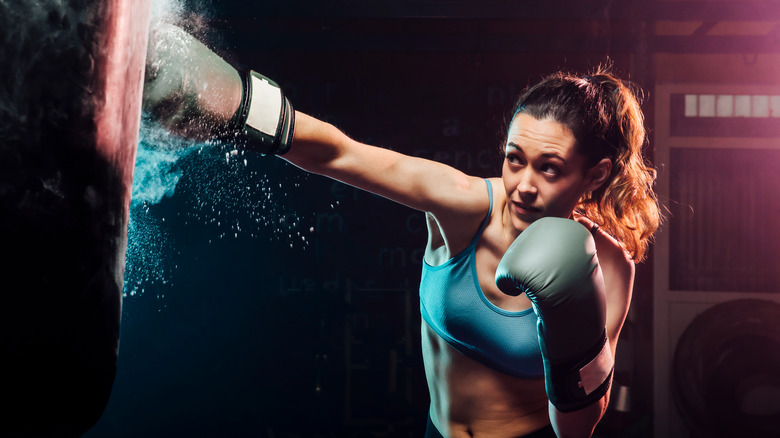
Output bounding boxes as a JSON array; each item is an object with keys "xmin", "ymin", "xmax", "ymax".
[
  {"xmin": 284, "ymin": 111, "xmax": 488, "ymax": 221},
  {"xmin": 143, "ymin": 23, "xmax": 489, "ymax": 227}
]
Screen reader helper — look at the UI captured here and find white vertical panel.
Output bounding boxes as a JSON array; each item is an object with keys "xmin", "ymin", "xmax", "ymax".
[
  {"xmin": 735, "ymin": 95, "xmax": 751, "ymax": 117},
  {"xmin": 716, "ymin": 95, "xmax": 733, "ymax": 117},
  {"xmin": 752, "ymin": 96, "xmax": 769, "ymax": 118},
  {"xmin": 699, "ymin": 94, "xmax": 716, "ymax": 117},
  {"xmin": 685, "ymin": 94, "xmax": 698, "ymax": 117},
  {"xmin": 770, "ymin": 96, "xmax": 780, "ymax": 118}
]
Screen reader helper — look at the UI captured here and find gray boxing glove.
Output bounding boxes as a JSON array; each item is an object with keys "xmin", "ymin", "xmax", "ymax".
[
  {"xmin": 143, "ymin": 23, "xmax": 294, "ymax": 154},
  {"xmin": 495, "ymin": 217, "xmax": 614, "ymax": 412}
]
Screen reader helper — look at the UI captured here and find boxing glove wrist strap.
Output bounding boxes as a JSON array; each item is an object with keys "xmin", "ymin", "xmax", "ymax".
[
  {"xmin": 542, "ymin": 329, "xmax": 613, "ymax": 413},
  {"xmin": 230, "ymin": 70, "xmax": 295, "ymax": 155}
]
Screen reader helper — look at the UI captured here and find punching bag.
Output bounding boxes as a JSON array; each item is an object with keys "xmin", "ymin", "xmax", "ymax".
[{"xmin": 0, "ymin": 0, "xmax": 151, "ymax": 436}]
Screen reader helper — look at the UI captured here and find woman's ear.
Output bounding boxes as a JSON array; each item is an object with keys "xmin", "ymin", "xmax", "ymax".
[{"xmin": 586, "ymin": 158, "xmax": 612, "ymax": 192}]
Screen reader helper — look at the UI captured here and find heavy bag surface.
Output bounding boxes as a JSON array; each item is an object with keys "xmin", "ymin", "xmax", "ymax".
[{"xmin": 0, "ymin": 0, "xmax": 151, "ymax": 436}]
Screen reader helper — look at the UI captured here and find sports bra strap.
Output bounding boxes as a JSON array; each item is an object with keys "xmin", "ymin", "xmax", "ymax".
[{"xmin": 470, "ymin": 179, "xmax": 493, "ymax": 248}]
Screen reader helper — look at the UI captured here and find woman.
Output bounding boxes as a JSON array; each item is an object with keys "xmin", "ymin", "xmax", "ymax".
[{"xmin": 144, "ymin": 24, "xmax": 661, "ymax": 438}]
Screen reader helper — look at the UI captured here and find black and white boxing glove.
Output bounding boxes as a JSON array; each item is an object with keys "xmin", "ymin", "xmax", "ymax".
[{"xmin": 143, "ymin": 23, "xmax": 294, "ymax": 155}]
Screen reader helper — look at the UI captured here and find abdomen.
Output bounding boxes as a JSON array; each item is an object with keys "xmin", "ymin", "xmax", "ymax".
[{"xmin": 421, "ymin": 322, "xmax": 550, "ymax": 437}]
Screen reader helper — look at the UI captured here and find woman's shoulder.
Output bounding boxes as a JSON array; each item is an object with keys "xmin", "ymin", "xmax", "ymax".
[
  {"xmin": 574, "ymin": 216, "xmax": 633, "ymax": 272},
  {"xmin": 425, "ymin": 177, "xmax": 497, "ymax": 260},
  {"xmin": 575, "ymin": 217, "xmax": 635, "ymax": 343},
  {"xmin": 595, "ymin": 228, "xmax": 634, "ymax": 286},
  {"xmin": 480, "ymin": 177, "xmax": 508, "ymax": 237},
  {"xmin": 575, "ymin": 216, "xmax": 633, "ymax": 292},
  {"xmin": 485, "ymin": 177, "xmax": 505, "ymax": 215}
]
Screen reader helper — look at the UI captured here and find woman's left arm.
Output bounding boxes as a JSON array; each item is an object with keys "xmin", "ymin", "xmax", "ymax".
[{"xmin": 549, "ymin": 235, "xmax": 635, "ymax": 438}]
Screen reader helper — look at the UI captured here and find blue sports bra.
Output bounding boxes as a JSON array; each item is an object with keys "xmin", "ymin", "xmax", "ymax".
[{"xmin": 419, "ymin": 179, "xmax": 544, "ymax": 378}]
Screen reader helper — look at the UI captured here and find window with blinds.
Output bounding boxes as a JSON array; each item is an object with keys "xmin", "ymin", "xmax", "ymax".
[{"xmin": 668, "ymin": 148, "xmax": 780, "ymax": 292}]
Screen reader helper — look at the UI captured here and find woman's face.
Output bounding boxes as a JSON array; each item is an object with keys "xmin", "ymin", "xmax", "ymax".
[{"xmin": 501, "ymin": 113, "xmax": 608, "ymax": 233}]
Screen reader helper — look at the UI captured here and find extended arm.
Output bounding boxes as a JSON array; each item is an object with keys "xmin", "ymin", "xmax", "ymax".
[
  {"xmin": 285, "ymin": 112, "xmax": 487, "ymax": 216},
  {"xmin": 143, "ymin": 24, "xmax": 488, "ymax": 224}
]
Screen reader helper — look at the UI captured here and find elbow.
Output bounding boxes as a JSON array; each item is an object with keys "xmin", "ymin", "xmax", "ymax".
[{"xmin": 549, "ymin": 394, "xmax": 609, "ymax": 438}]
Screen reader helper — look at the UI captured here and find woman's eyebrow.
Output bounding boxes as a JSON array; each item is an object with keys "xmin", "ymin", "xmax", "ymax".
[
  {"xmin": 541, "ymin": 152, "xmax": 568, "ymax": 165},
  {"xmin": 507, "ymin": 142, "xmax": 568, "ymax": 165}
]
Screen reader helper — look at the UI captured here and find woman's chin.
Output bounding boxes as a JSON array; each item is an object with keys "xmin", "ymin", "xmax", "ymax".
[{"xmin": 511, "ymin": 215, "xmax": 536, "ymax": 234}]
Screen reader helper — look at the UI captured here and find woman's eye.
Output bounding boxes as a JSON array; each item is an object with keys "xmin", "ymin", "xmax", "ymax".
[
  {"xmin": 541, "ymin": 164, "xmax": 560, "ymax": 176},
  {"xmin": 506, "ymin": 154, "xmax": 523, "ymax": 165}
]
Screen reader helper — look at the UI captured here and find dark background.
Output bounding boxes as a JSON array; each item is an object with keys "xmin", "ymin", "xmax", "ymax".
[{"xmin": 88, "ymin": 1, "xmax": 654, "ymax": 437}]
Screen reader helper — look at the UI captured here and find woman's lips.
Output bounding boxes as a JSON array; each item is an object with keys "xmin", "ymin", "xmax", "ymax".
[{"xmin": 512, "ymin": 201, "xmax": 542, "ymax": 216}]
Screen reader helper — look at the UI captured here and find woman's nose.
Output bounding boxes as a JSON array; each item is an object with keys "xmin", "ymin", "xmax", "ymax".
[{"xmin": 515, "ymin": 168, "xmax": 538, "ymax": 196}]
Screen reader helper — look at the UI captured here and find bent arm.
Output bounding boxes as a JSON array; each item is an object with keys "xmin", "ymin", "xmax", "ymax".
[{"xmin": 549, "ymin": 239, "xmax": 635, "ymax": 438}]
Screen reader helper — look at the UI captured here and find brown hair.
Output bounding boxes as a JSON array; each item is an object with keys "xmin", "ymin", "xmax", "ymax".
[{"xmin": 512, "ymin": 65, "xmax": 662, "ymax": 262}]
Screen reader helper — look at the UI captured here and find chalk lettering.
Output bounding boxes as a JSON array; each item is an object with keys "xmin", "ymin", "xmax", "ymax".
[
  {"xmin": 406, "ymin": 212, "xmax": 425, "ymax": 234},
  {"xmin": 316, "ymin": 212, "xmax": 345, "ymax": 233},
  {"xmin": 443, "ymin": 118, "xmax": 460, "ymax": 137}
]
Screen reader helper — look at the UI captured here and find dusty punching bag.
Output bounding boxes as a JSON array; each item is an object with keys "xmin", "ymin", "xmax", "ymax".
[{"xmin": 0, "ymin": 0, "xmax": 151, "ymax": 436}]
